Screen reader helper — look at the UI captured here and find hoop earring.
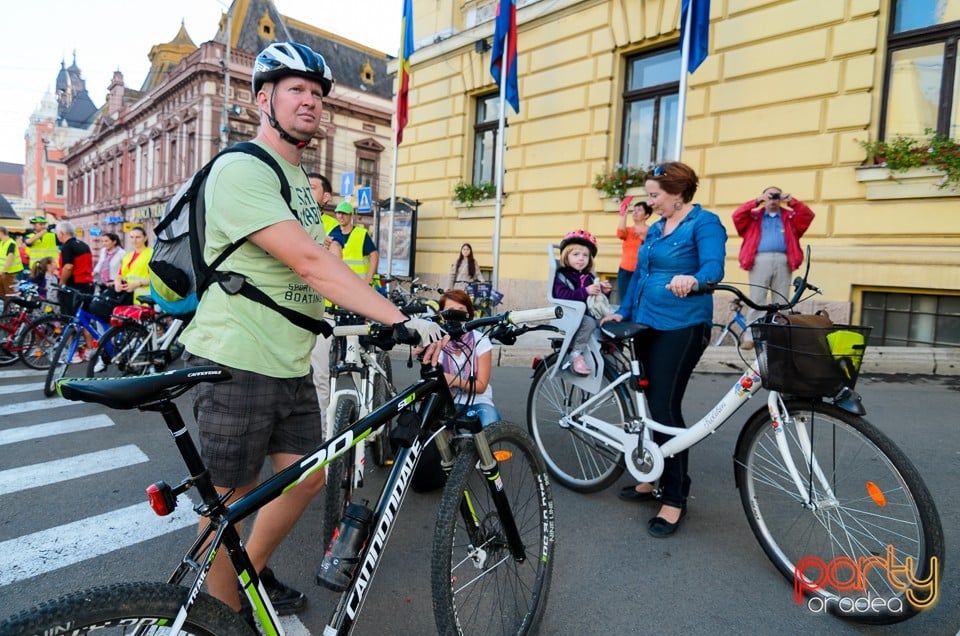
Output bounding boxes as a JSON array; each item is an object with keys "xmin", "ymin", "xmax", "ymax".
[{"xmin": 673, "ymin": 200, "xmax": 683, "ymax": 211}]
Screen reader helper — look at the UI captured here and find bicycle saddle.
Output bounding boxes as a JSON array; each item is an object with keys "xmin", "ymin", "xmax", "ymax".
[
  {"xmin": 57, "ymin": 366, "xmax": 231, "ymax": 410},
  {"xmin": 599, "ymin": 321, "xmax": 649, "ymax": 341}
]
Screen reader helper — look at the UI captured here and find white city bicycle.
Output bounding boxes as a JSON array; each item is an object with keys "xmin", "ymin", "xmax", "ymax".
[{"xmin": 527, "ymin": 253, "xmax": 943, "ymax": 625}]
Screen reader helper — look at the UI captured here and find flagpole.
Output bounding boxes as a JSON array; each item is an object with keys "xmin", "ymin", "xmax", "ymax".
[
  {"xmin": 673, "ymin": 3, "xmax": 693, "ymax": 160},
  {"xmin": 386, "ymin": 142, "xmax": 398, "ymax": 285},
  {"xmin": 492, "ymin": 43, "xmax": 508, "ymax": 289}
]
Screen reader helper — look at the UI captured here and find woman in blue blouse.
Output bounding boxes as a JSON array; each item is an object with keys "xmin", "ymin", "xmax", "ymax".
[{"xmin": 601, "ymin": 161, "xmax": 726, "ymax": 538}]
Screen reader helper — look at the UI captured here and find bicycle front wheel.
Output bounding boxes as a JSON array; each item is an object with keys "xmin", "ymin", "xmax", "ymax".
[
  {"xmin": 432, "ymin": 423, "xmax": 555, "ymax": 635},
  {"xmin": 734, "ymin": 400, "xmax": 943, "ymax": 624},
  {"xmin": 369, "ymin": 351, "xmax": 395, "ymax": 467},
  {"xmin": 87, "ymin": 323, "xmax": 150, "ymax": 378},
  {"xmin": 323, "ymin": 395, "xmax": 358, "ymax": 548},
  {"xmin": 45, "ymin": 324, "xmax": 82, "ymax": 396},
  {"xmin": 526, "ymin": 353, "xmax": 628, "ymax": 492},
  {"xmin": 17, "ymin": 314, "xmax": 63, "ymax": 370},
  {"xmin": 0, "ymin": 581, "xmax": 255, "ymax": 635}
]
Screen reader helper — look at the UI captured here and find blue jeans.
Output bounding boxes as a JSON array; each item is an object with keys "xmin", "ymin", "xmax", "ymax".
[
  {"xmin": 632, "ymin": 323, "xmax": 710, "ymax": 509},
  {"xmin": 459, "ymin": 402, "xmax": 501, "ymax": 426}
]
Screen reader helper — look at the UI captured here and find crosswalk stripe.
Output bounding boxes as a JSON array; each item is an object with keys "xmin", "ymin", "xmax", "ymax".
[
  {"xmin": 0, "ymin": 369, "xmax": 45, "ymax": 379},
  {"xmin": 0, "ymin": 495, "xmax": 197, "ymax": 586},
  {"xmin": 0, "ymin": 382, "xmax": 44, "ymax": 395},
  {"xmin": 0, "ymin": 415, "xmax": 114, "ymax": 446},
  {"xmin": 0, "ymin": 397, "xmax": 78, "ymax": 416},
  {"xmin": 0, "ymin": 445, "xmax": 148, "ymax": 495},
  {"xmin": 279, "ymin": 616, "xmax": 312, "ymax": 634}
]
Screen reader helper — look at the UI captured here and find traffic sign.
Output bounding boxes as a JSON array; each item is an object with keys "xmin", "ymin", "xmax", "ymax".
[
  {"xmin": 340, "ymin": 172, "xmax": 354, "ymax": 196},
  {"xmin": 357, "ymin": 187, "xmax": 372, "ymax": 213}
]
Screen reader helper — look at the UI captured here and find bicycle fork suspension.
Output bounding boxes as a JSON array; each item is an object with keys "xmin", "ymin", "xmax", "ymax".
[{"xmin": 767, "ymin": 392, "xmax": 837, "ymax": 509}]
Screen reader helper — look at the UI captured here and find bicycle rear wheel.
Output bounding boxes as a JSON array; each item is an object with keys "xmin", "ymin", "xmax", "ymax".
[
  {"xmin": 431, "ymin": 423, "xmax": 555, "ymax": 635},
  {"xmin": 0, "ymin": 581, "xmax": 254, "ymax": 634},
  {"xmin": 17, "ymin": 314, "xmax": 63, "ymax": 370},
  {"xmin": 734, "ymin": 400, "xmax": 943, "ymax": 624},
  {"xmin": 710, "ymin": 322, "xmax": 740, "ymax": 347},
  {"xmin": 87, "ymin": 323, "xmax": 150, "ymax": 378},
  {"xmin": 45, "ymin": 324, "xmax": 82, "ymax": 396},
  {"xmin": 526, "ymin": 352, "xmax": 628, "ymax": 492},
  {"xmin": 323, "ymin": 395, "xmax": 358, "ymax": 548}
]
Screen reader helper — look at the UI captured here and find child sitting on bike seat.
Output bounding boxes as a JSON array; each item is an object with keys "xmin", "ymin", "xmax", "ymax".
[
  {"xmin": 412, "ymin": 289, "xmax": 500, "ymax": 492},
  {"xmin": 552, "ymin": 229, "xmax": 610, "ymax": 376}
]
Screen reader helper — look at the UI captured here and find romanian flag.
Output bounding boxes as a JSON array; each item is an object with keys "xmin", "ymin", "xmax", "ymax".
[
  {"xmin": 490, "ymin": 0, "xmax": 519, "ymax": 113},
  {"xmin": 680, "ymin": 0, "xmax": 710, "ymax": 73},
  {"xmin": 396, "ymin": 0, "xmax": 414, "ymax": 144}
]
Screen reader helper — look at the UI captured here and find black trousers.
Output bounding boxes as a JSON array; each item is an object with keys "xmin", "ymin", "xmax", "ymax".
[{"xmin": 633, "ymin": 323, "xmax": 710, "ymax": 509}]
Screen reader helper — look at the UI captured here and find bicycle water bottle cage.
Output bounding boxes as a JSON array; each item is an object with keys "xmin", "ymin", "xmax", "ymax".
[{"xmin": 390, "ymin": 410, "xmax": 420, "ymax": 449}]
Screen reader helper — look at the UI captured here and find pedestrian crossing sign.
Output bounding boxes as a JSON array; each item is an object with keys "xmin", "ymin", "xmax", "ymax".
[{"xmin": 357, "ymin": 186, "xmax": 372, "ymax": 213}]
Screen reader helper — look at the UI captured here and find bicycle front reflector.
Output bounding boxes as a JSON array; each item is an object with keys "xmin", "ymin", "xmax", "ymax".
[
  {"xmin": 146, "ymin": 481, "xmax": 178, "ymax": 516},
  {"xmin": 865, "ymin": 481, "xmax": 887, "ymax": 507},
  {"xmin": 493, "ymin": 450, "xmax": 513, "ymax": 462}
]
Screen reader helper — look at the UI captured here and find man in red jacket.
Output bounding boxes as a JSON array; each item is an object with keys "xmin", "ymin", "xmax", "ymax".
[{"xmin": 732, "ymin": 187, "xmax": 815, "ymax": 348}]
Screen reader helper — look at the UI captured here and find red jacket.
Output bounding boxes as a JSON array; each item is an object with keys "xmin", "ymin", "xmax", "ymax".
[{"xmin": 732, "ymin": 198, "xmax": 815, "ymax": 272}]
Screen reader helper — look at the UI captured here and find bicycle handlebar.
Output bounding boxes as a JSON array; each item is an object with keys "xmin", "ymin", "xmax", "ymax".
[{"xmin": 332, "ymin": 306, "xmax": 563, "ymax": 342}]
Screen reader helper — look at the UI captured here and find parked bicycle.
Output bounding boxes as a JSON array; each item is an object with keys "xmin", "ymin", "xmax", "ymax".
[
  {"xmin": 527, "ymin": 255, "xmax": 942, "ymax": 624},
  {"xmin": 1, "ymin": 306, "xmax": 560, "ymax": 635},
  {"xmin": 710, "ymin": 296, "xmax": 749, "ymax": 346},
  {"xmin": 0, "ymin": 282, "xmax": 62, "ymax": 369},
  {"xmin": 85, "ymin": 299, "xmax": 186, "ymax": 378},
  {"xmin": 43, "ymin": 287, "xmax": 116, "ymax": 396}
]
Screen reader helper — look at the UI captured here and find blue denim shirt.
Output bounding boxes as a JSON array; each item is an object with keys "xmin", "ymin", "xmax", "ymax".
[{"xmin": 617, "ymin": 204, "xmax": 727, "ymax": 330}]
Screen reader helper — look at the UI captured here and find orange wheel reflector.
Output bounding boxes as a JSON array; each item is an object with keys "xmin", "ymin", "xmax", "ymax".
[
  {"xmin": 866, "ymin": 481, "xmax": 887, "ymax": 507},
  {"xmin": 493, "ymin": 450, "xmax": 513, "ymax": 462}
]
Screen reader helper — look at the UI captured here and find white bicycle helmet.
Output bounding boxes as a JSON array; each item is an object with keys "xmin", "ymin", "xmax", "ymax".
[{"xmin": 253, "ymin": 42, "xmax": 333, "ymax": 96}]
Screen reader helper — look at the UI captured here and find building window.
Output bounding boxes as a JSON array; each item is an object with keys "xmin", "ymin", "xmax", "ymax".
[
  {"xmin": 621, "ymin": 47, "xmax": 681, "ymax": 167},
  {"xmin": 56, "ymin": 179, "xmax": 64, "ymax": 197},
  {"xmin": 881, "ymin": 0, "xmax": 960, "ymax": 139},
  {"xmin": 357, "ymin": 155, "xmax": 378, "ymax": 195},
  {"xmin": 472, "ymin": 93, "xmax": 502, "ymax": 185},
  {"xmin": 861, "ymin": 291, "xmax": 960, "ymax": 347}
]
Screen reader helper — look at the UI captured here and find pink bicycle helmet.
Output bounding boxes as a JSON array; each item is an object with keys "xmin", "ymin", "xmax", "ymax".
[{"xmin": 560, "ymin": 229, "xmax": 597, "ymax": 257}]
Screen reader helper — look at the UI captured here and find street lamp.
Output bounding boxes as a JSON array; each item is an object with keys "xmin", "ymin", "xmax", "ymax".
[{"xmin": 218, "ymin": 5, "xmax": 232, "ymax": 151}]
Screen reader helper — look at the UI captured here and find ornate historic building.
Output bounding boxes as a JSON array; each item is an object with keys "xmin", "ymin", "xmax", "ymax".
[
  {"xmin": 64, "ymin": 0, "xmax": 394, "ymax": 242},
  {"xmin": 21, "ymin": 54, "xmax": 100, "ymax": 223}
]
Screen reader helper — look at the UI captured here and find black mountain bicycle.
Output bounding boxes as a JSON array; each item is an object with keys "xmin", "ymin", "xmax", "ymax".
[{"xmin": 0, "ymin": 306, "xmax": 560, "ymax": 636}]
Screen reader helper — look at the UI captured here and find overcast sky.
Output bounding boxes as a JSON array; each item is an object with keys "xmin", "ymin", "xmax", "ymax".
[{"xmin": 0, "ymin": 0, "xmax": 402, "ymax": 165}]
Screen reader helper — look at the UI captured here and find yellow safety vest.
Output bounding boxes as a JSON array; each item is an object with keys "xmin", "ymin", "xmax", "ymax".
[
  {"xmin": 27, "ymin": 232, "xmax": 59, "ymax": 266},
  {"xmin": 342, "ymin": 227, "xmax": 376, "ymax": 283},
  {"xmin": 1, "ymin": 238, "xmax": 24, "ymax": 274}
]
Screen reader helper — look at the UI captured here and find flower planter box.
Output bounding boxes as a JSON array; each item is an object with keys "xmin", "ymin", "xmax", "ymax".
[
  {"xmin": 598, "ymin": 186, "xmax": 646, "ymax": 212},
  {"xmin": 855, "ymin": 166, "xmax": 956, "ymax": 200}
]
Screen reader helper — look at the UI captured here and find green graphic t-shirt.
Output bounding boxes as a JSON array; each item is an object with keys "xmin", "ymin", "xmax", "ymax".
[{"xmin": 179, "ymin": 142, "xmax": 327, "ymax": 378}]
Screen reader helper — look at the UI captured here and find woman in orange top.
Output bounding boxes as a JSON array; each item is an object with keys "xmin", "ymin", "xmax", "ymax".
[{"xmin": 616, "ymin": 200, "xmax": 652, "ymax": 300}]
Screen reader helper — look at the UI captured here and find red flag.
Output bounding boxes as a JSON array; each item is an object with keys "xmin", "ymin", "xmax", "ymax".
[
  {"xmin": 396, "ymin": 0, "xmax": 414, "ymax": 144},
  {"xmin": 490, "ymin": 0, "xmax": 519, "ymax": 113}
]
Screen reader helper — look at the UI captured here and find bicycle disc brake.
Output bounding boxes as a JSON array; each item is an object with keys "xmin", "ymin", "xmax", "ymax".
[{"xmin": 626, "ymin": 438, "xmax": 663, "ymax": 483}]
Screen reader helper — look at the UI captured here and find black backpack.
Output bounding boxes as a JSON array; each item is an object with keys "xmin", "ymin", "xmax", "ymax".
[{"xmin": 148, "ymin": 142, "xmax": 330, "ymax": 336}]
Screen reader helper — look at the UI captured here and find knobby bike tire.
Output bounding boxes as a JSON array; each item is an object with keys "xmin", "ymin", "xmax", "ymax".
[
  {"xmin": 17, "ymin": 314, "xmax": 63, "ymax": 370},
  {"xmin": 322, "ymin": 396, "xmax": 358, "ymax": 549},
  {"xmin": 431, "ymin": 422, "xmax": 555, "ymax": 635},
  {"xmin": 87, "ymin": 323, "xmax": 150, "ymax": 378},
  {"xmin": 526, "ymin": 352, "xmax": 630, "ymax": 492},
  {"xmin": 0, "ymin": 580, "xmax": 255, "ymax": 635},
  {"xmin": 45, "ymin": 324, "xmax": 82, "ymax": 397},
  {"xmin": 369, "ymin": 351, "xmax": 395, "ymax": 467},
  {"xmin": 734, "ymin": 400, "xmax": 944, "ymax": 625}
]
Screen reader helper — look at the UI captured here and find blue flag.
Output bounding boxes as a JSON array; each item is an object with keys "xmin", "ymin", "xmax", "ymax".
[
  {"xmin": 490, "ymin": 0, "xmax": 519, "ymax": 113},
  {"xmin": 681, "ymin": 0, "xmax": 710, "ymax": 73}
]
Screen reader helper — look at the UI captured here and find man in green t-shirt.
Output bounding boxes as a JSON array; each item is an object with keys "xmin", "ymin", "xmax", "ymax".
[{"xmin": 178, "ymin": 42, "xmax": 444, "ymax": 621}]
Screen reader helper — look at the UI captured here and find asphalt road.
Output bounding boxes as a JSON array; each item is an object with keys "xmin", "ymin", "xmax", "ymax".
[{"xmin": 1, "ymin": 362, "xmax": 958, "ymax": 635}]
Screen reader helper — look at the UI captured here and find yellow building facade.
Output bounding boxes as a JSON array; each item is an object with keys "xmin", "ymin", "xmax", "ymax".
[{"xmin": 396, "ymin": 0, "xmax": 960, "ymax": 346}]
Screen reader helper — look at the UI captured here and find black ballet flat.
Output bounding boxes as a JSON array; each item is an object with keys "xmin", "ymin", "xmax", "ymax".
[
  {"xmin": 647, "ymin": 508, "xmax": 687, "ymax": 538},
  {"xmin": 618, "ymin": 486, "xmax": 659, "ymax": 503}
]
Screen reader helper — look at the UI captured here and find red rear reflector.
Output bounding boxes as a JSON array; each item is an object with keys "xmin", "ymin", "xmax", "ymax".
[{"xmin": 146, "ymin": 482, "xmax": 176, "ymax": 516}]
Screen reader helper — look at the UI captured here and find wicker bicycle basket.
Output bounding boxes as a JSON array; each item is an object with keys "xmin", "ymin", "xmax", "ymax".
[{"xmin": 750, "ymin": 323, "xmax": 872, "ymax": 398}]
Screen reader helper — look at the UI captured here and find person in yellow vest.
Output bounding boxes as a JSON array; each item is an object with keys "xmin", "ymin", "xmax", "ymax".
[
  {"xmin": 24, "ymin": 216, "xmax": 59, "ymax": 266},
  {"xmin": 114, "ymin": 226, "xmax": 154, "ymax": 304},
  {"xmin": 0, "ymin": 226, "xmax": 25, "ymax": 297},
  {"xmin": 329, "ymin": 200, "xmax": 379, "ymax": 287},
  {"xmin": 307, "ymin": 172, "xmax": 341, "ymax": 256}
]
